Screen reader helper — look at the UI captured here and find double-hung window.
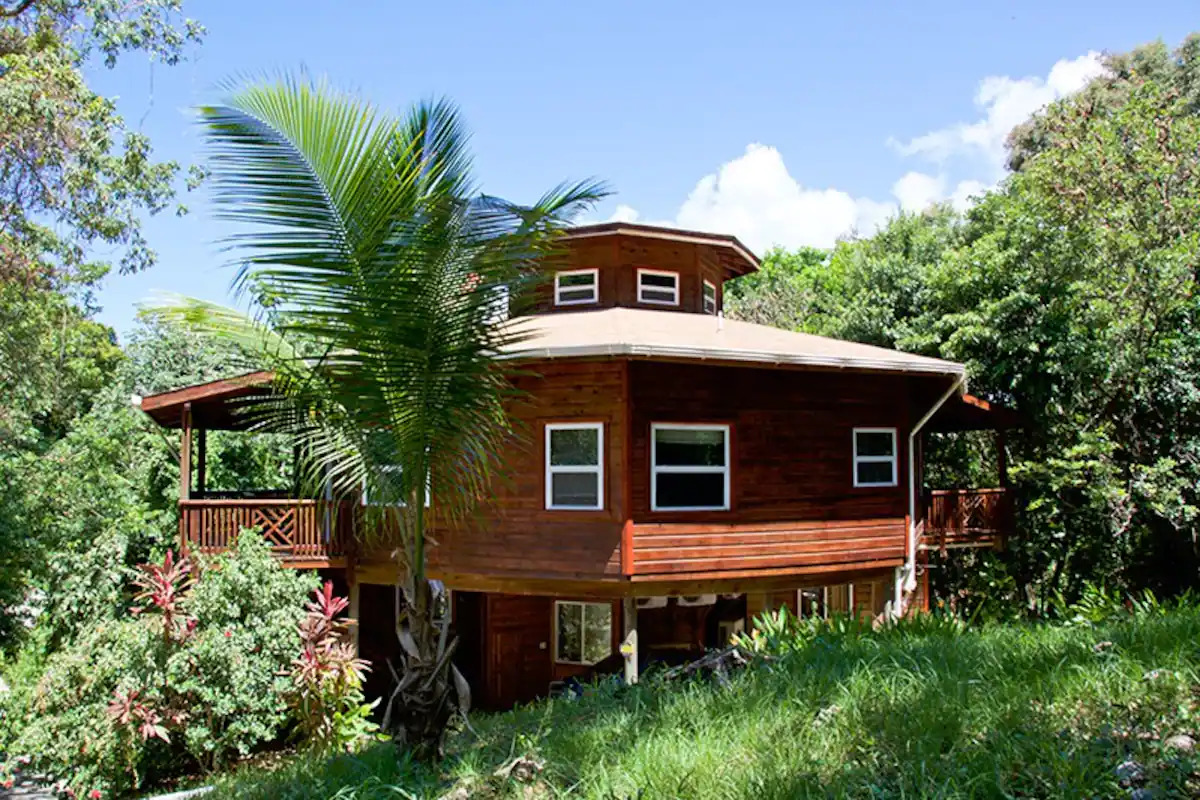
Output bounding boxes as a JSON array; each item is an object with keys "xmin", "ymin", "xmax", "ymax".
[
  {"xmin": 554, "ymin": 269, "xmax": 598, "ymax": 305},
  {"xmin": 852, "ymin": 428, "xmax": 898, "ymax": 487},
  {"xmin": 703, "ymin": 280, "xmax": 717, "ymax": 314},
  {"xmin": 545, "ymin": 422, "xmax": 604, "ymax": 510},
  {"xmin": 637, "ymin": 269, "xmax": 679, "ymax": 305},
  {"xmin": 555, "ymin": 600, "xmax": 613, "ymax": 665},
  {"xmin": 650, "ymin": 423, "xmax": 730, "ymax": 510}
]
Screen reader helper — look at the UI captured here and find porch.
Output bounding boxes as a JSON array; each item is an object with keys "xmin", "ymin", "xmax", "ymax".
[
  {"xmin": 920, "ymin": 392, "xmax": 1022, "ymax": 552},
  {"xmin": 137, "ymin": 372, "xmax": 351, "ymax": 569}
]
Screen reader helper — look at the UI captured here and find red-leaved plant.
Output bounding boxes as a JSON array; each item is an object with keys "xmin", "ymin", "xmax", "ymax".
[
  {"xmin": 289, "ymin": 581, "xmax": 376, "ymax": 751},
  {"xmin": 107, "ymin": 551, "xmax": 195, "ymax": 786},
  {"xmin": 131, "ymin": 549, "xmax": 195, "ymax": 643}
]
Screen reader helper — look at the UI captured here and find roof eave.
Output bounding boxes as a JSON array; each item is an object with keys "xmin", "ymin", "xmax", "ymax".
[{"xmin": 502, "ymin": 343, "xmax": 966, "ymax": 377}]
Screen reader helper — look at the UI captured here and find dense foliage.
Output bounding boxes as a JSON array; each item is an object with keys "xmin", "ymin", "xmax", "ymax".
[
  {"xmin": 0, "ymin": 533, "xmax": 318, "ymax": 796},
  {"xmin": 726, "ymin": 36, "xmax": 1200, "ymax": 613},
  {"xmin": 214, "ymin": 598, "xmax": 1200, "ymax": 799}
]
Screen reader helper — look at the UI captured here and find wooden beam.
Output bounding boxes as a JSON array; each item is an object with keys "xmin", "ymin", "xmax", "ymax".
[
  {"xmin": 349, "ymin": 582, "xmax": 361, "ymax": 654},
  {"xmin": 195, "ymin": 427, "xmax": 207, "ymax": 497},
  {"xmin": 620, "ymin": 597, "xmax": 638, "ymax": 685},
  {"xmin": 996, "ymin": 429, "xmax": 1009, "ymax": 487},
  {"xmin": 180, "ymin": 402, "xmax": 192, "ymax": 501}
]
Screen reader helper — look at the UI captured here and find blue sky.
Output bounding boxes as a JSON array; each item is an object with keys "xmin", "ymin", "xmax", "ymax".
[{"xmin": 90, "ymin": 0, "xmax": 1199, "ymax": 337}]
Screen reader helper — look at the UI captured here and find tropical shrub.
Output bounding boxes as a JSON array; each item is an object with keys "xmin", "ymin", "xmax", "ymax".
[
  {"xmin": 0, "ymin": 531, "xmax": 316, "ymax": 796},
  {"xmin": 289, "ymin": 581, "xmax": 378, "ymax": 753}
]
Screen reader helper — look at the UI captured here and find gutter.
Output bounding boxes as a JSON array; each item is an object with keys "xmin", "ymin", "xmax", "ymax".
[{"xmin": 895, "ymin": 372, "xmax": 967, "ymax": 615}]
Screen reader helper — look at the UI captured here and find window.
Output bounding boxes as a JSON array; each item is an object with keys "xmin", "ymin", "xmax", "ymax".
[
  {"xmin": 555, "ymin": 601, "xmax": 613, "ymax": 665},
  {"xmin": 554, "ymin": 269, "xmax": 598, "ymax": 305},
  {"xmin": 797, "ymin": 587, "xmax": 828, "ymax": 620},
  {"xmin": 545, "ymin": 423, "xmax": 604, "ymax": 509},
  {"xmin": 651, "ymin": 423, "xmax": 730, "ymax": 511},
  {"xmin": 362, "ymin": 465, "xmax": 430, "ymax": 507},
  {"xmin": 703, "ymin": 280, "xmax": 717, "ymax": 314},
  {"xmin": 637, "ymin": 269, "xmax": 679, "ymax": 305},
  {"xmin": 853, "ymin": 428, "xmax": 898, "ymax": 487}
]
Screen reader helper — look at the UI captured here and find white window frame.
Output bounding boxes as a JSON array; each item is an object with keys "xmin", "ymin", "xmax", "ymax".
[
  {"xmin": 362, "ymin": 465, "xmax": 431, "ymax": 507},
  {"xmin": 852, "ymin": 427, "xmax": 898, "ymax": 488},
  {"xmin": 636, "ymin": 268, "xmax": 680, "ymax": 306},
  {"xmin": 553, "ymin": 269, "xmax": 599, "ymax": 306},
  {"xmin": 650, "ymin": 422, "xmax": 731, "ymax": 511},
  {"xmin": 553, "ymin": 600, "xmax": 613, "ymax": 666},
  {"xmin": 545, "ymin": 422, "xmax": 605, "ymax": 510},
  {"xmin": 702, "ymin": 279, "xmax": 717, "ymax": 314}
]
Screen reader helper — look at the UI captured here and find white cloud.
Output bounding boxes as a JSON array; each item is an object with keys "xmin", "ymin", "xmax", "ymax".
[
  {"xmin": 892, "ymin": 172, "xmax": 947, "ymax": 213},
  {"xmin": 603, "ymin": 52, "xmax": 1107, "ymax": 252},
  {"xmin": 889, "ymin": 52, "xmax": 1106, "ymax": 178},
  {"xmin": 667, "ymin": 144, "xmax": 893, "ymax": 251}
]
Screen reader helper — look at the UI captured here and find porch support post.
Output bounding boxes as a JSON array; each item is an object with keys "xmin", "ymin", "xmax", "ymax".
[
  {"xmin": 180, "ymin": 402, "xmax": 193, "ymax": 501},
  {"xmin": 348, "ymin": 579, "xmax": 361, "ymax": 655},
  {"xmin": 195, "ymin": 427, "xmax": 207, "ymax": 497},
  {"xmin": 620, "ymin": 597, "xmax": 638, "ymax": 685},
  {"xmin": 996, "ymin": 429, "xmax": 1009, "ymax": 488}
]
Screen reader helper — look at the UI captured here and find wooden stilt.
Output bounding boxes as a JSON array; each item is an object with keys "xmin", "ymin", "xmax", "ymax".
[{"xmin": 620, "ymin": 597, "xmax": 638, "ymax": 685}]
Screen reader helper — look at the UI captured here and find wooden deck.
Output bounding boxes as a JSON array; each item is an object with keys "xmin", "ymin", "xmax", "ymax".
[
  {"xmin": 920, "ymin": 487, "xmax": 1012, "ymax": 551},
  {"xmin": 179, "ymin": 497, "xmax": 347, "ymax": 568}
]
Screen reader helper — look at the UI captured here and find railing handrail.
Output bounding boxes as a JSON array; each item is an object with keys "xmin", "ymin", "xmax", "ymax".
[
  {"xmin": 180, "ymin": 497, "xmax": 321, "ymax": 508},
  {"xmin": 927, "ymin": 487, "xmax": 1009, "ymax": 497}
]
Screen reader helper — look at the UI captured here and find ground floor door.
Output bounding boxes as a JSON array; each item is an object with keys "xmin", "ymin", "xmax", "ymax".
[{"xmin": 483, "ymin": 594, "xmax": 553, "ymax": 710}]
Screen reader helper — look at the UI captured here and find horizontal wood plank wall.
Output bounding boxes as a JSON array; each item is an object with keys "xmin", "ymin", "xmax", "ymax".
[
  {"xmin": 629, "ymin": 361, "xmax": 912, "ymax": 579},
  {"xmin": 426, "ymin": 359, "xmax": 625, "ymax": 581},
  {"xmin": 532, "ymin": 235, "xmax": 720, "ymax": 315}
]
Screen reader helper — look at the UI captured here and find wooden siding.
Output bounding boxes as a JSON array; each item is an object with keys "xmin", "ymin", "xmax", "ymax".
[
  {"xmin": 627, "ymin": 361, "xmax": 912, "ymax": 578},
  {"xmin": 532, "ymin": 235, "xmax": 723, "ymax": 316},
  {"xmin": 630, "ymin": 519, "xmax": 905, "ymax": 578},
  {"xmin": 426, "ymin": 359, "xmax": 626, "ymax": 581}
]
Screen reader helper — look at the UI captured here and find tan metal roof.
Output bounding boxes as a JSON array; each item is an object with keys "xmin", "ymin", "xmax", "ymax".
[{"xmin": 503, "ymin": 307, "xmax": 965, "ymax": 376}]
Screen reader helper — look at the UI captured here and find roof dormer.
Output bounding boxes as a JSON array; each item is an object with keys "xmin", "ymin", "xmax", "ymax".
[{"xmin": 531, "ymin": 223, "xmax": 759, "ymax": 316}]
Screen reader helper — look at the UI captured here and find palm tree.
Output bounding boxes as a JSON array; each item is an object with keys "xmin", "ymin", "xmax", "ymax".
[{"xmin": 156, "ymin": 75, "xmax": 605, "ymax": 758}]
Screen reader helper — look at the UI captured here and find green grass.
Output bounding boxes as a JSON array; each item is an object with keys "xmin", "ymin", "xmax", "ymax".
[{"xmin": 210, "ymin": 609, "xmax": 1200, "ymax": 799}]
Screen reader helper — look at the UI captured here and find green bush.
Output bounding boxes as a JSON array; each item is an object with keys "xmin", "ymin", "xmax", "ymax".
[{"xmin": 0, "ymin": 531, "xmax": 317, "ymax": 796}]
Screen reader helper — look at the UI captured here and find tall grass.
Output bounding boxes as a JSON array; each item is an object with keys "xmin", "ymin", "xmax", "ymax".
[{"xmin": 212, "ymin": 606, "xmax": 1200, "ymax": 799}]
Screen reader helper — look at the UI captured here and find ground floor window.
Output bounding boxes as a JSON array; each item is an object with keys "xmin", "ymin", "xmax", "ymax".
[
  {"xmin": 796, "ymin": 587, "xmax": 827, "ymax": 619},
  {"xmin": 554, "ymin": 600, "xmax": 613, "ymax": 665}
]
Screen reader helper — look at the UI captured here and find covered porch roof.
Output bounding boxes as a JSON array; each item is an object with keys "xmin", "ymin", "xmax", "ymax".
[
  {"xmin": 137, "ymin": 371, "xmax": 274, "ymax": 430},
  {"xmin": 928, "ymin": 393, "xmax": 1023, "ymax": 433}
]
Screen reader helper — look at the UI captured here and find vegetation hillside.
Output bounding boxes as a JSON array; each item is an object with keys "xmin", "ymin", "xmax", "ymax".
[{"xmin": 216, "ymin": 599, "xmax": 1200, "ymax": 799}]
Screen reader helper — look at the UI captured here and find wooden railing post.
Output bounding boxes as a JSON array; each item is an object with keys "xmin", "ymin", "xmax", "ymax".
[{"xmin": 180, "ymin": 402, "xmax": 192, "ymax": 501}]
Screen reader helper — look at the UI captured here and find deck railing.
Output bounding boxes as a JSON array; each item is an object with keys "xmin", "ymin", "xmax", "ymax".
[
  {"xmin": 179, "ymin": 497, "xmax": 347, "ymax": 565},
  {"xmin": 922, "ymin": 487, "xmax": 1012, "ymax": 551}
]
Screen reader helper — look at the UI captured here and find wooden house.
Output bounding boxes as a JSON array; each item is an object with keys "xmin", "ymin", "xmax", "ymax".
[{"xmin": 137, "ymin": 222, "xmax": 1017, "ymax": 710}]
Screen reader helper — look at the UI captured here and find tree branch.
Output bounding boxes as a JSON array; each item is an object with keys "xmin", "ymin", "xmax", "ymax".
[{"xmin": 0, "ymin": 0, "xmax": 36, "ymax": 19}]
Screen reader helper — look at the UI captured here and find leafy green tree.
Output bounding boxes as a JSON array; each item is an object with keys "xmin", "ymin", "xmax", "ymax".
[
  {"xmin": 1007, "ymin": 34, "xmax": 1200, "ymax": 171},
  {"xmin": 155, "ymin": 76, "xmax": 605, "ymax": 757}
]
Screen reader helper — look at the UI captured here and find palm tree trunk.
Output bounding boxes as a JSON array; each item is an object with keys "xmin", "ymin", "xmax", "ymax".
[{"xmin": 381, "ymin": 559, "xmax": 469, "ymax": 760}]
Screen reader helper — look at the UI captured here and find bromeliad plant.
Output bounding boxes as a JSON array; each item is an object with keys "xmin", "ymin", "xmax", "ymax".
[
  {"xmin": 289, "ymin": 581, "xmax": 377, "ymax": 753},
  {"xmin": 151, "ymin": 74, "xmax": 607, "ymax": 758},
  {"xmin": 130, "ymin": 549, "xmax": 195, "ymax": 643}
]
